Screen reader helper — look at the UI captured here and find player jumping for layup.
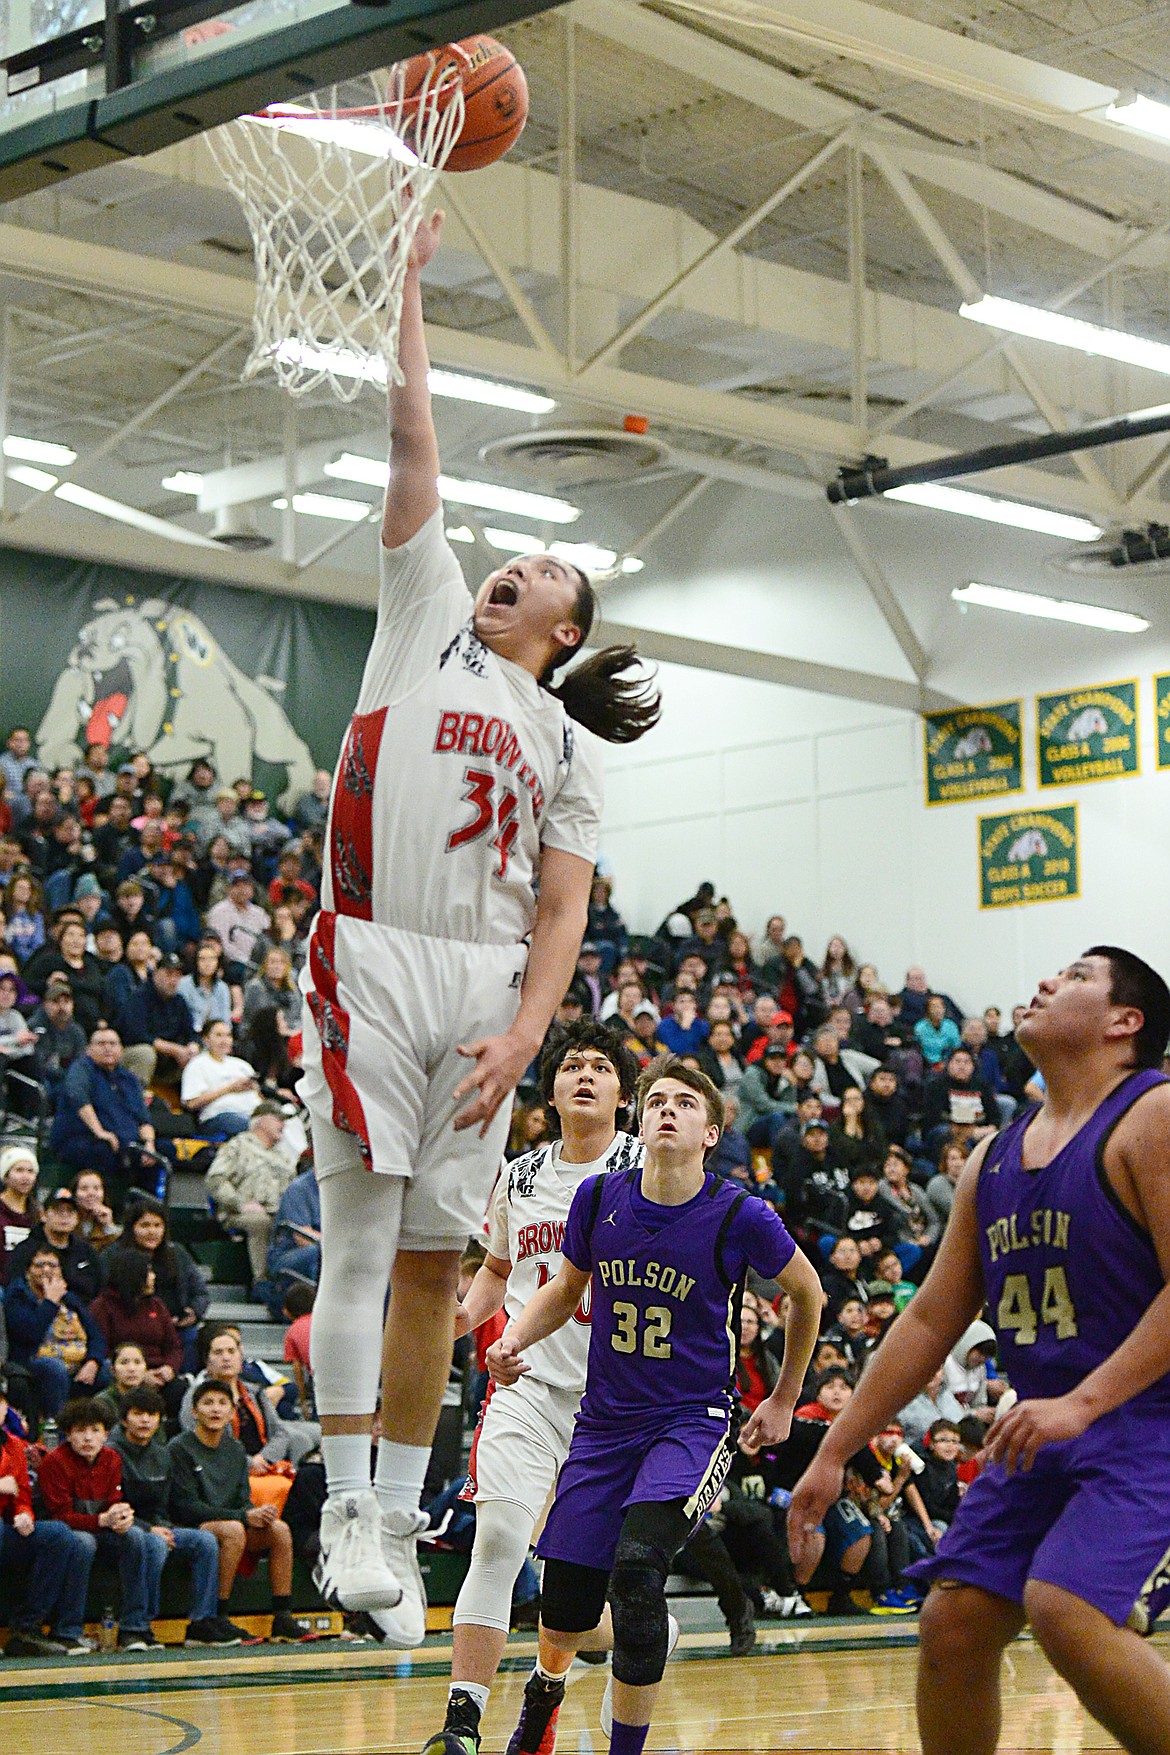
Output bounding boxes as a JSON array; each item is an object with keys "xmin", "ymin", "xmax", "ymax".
[
  {"xmin": 791, "ymin": 947, "xmax": 1170, "ymax": 1755},
  {"xmin": 488, "ymin": 1056, "xmax": 823, "ymax": 1755},
  {"xmin": 422, "ymin": 1018, "xmax": 641, "ymax": 1755},
  {"xmin": 301, "ymin": 210, "xmax": 659, "ymax": 1641}
]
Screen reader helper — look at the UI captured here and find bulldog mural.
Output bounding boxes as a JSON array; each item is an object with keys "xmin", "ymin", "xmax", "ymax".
[{"xmin": 36, "ymin": 598, "xmax": 316, "ymax": 809}]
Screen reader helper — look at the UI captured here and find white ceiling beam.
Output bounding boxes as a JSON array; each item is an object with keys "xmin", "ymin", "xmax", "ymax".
[
  {"xmin": 576, "ymin": 0, "xmax": 1170, "ymax": 269},
  {"xmin": 0, "ymin": 209, "xmax": 1157, "ymax": 526},
  {"xmin": 591, "ymin": 615, "xmax": 959, "ymax": 712},
  {"xmin": 653, "ymin": 0, "xmax": 1170, "ymax": 164}
]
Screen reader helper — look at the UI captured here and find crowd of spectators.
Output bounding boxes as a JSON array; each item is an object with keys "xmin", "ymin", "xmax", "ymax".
[
  {"xmin": 0, "ymin": 723, "xmax": 1039, "ymax": 1650},
  {"xmin": 0, "ymin": 731, "xmax": 332, "ymax": 1651}
]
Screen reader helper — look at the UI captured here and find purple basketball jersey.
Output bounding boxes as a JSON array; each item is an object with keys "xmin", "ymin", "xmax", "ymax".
[
  {"xmin": 977, "ymin": 1068, "xmax": 1170, "ymax": 1408},
  {"xmin": 561, "ymin": 1167, "xmax": 795, "ymax": 1424}
]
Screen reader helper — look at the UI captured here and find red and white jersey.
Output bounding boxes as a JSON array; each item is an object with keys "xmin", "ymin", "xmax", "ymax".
[
  {"xmin": 488, "ymin": 1131, "xmax": 644, "ymax": 1392},
  {"xmin": 322, "ymin": 510, "xmax": 604, "ymax": 945}
]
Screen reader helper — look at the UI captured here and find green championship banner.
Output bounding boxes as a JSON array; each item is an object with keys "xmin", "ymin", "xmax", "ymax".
[
  {"xmin": 1036, "ymin": 680, "xmax": 1139, "ymax": 789},
  {"xmin": 923, "ymin": 700, "xmax": 1023, "ymax": 806},
  {"xmin": 979, "ymin": 806, "xmax": 1080, "ymax": 910},
  {"xmin": 1156, "ymin": 674, "xmax": 1170, "ymax": 770}
]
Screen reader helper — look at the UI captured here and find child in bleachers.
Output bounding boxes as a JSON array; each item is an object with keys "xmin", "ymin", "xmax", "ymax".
[{"xmin": 36, "ymin": 1396, "xmax": 159, "ymax": 1649}]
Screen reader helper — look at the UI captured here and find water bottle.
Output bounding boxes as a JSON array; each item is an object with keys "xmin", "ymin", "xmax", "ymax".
[
  {"xmin": 40, "ymin": 1418, "xmax": 59, "ymax": 1449},
  {"xmin": 99, "ymin": 1606, "xmax": 117, "ymax": 1653}
]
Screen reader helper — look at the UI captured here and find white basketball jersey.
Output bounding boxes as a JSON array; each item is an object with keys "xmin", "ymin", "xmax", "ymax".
[
  {"xmin": 488, "ymin": 1131, "xmax": 644, "ymax": 1392},
  {"xmin": 321, "ymin": 509, "xmax": 604, "ymax": 946}
]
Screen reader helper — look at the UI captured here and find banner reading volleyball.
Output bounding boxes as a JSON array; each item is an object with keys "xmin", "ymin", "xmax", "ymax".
[
  {"xmin": 978, "ymin": 806, "xmax": 1079, "ymax": 910},
  {"xmin": 1036, "ymin": 681, "xmax": 1139, "ymax": 789},
  {"xmin": 923, "ymin": 700, "xmax": 1023, "ymax": 805},
  {"xmin": 1156, "ymin": 674, "xmax": 1170, "ymax": 771}
]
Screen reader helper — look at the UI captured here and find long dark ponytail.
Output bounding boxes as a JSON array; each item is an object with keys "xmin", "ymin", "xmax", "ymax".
[{"xmin": 542, "ymin": 570, "xmax": 661, "ymax": 745}]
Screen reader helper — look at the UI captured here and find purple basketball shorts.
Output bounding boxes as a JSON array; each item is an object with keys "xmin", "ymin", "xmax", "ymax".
[
  {"xmin": 906, "ymin": 1404, "xmax": 1170, "ymax": 1626},
  {"xmin": 537, "ymin": 1405, "xmax": 733, "ymax": 1572}
]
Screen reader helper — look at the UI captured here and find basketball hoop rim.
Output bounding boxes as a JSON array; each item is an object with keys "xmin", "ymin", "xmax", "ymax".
[{"xmin": 254, "ymin": 42, "xmax": 471, "ymax": 124}]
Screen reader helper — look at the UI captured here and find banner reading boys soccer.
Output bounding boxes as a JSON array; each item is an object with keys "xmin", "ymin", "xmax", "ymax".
[
  {"xmin": 1036, "ymin": 681, "xmax": 1139, "ymax": 788},
  {"xmin": 978, "ymin": 806, "xmax": 1079, "ymax": 910},
  {"xmin": 1156, "ymin": 674, "xmax": 1170, "ymax": 770},
  {"xmin": 923, "ymin": 700, "xmax": 1022, "ymax": 805}
]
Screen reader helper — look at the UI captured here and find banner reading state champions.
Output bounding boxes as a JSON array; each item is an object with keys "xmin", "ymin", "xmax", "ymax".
[
  {"xmin": 923, "ymin": 700, "xmax": 1022, "ymax": 805},
  {"xmin": 1036, "ymin": 680, "xmax": 1139, "ymax": 788},
  {"xmin": 978, "ymin": 806, "xmax": 1079, "ymax": 910}
]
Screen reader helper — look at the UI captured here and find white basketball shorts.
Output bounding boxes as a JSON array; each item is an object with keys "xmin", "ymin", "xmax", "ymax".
[
  {"xmin": 298, "ymin": 910, "xmax": 526, "ymax": 1248},
  {"xmin": 463, "ymin": 1374, "xmax": 581, "ymax": 1522}
]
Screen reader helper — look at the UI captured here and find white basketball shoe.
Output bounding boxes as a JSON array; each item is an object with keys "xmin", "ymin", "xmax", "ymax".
[
  {"xmin": 367, "ymin": 1506, "xmax": 430, "ymax": 1648},
  {"xmin": 314, "ymin": 1490, "xmax": 403, "ymax": 1612}
]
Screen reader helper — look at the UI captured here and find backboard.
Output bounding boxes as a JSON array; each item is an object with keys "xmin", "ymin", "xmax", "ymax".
[{"xmin": 0, "ymin": 0, "xmax": 546, "ymax": 200}]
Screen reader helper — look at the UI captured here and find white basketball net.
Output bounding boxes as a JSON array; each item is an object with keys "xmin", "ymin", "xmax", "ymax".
[{"xmin": 209, "ymin": 63, "xmax": 466, "ymax": 401}]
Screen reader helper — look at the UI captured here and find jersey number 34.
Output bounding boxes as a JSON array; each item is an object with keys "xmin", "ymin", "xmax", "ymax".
[{"xmin": 448, "ymin": 766, "xmax": 520, "ymax": 879}]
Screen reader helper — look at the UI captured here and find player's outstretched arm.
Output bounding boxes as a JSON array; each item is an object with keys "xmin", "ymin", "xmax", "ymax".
[
  {"xmin": 741, "ymin": 1247, "xmax": 824, "ymax": 1455},
  {"xmin": 484, "ymin": 1260, "xmax": 590, "ymax": 1385},
  {"xmin": 455, "ymin": 1254, "xmax": 511, "ymax": 1339},
  {"xmin": 985, "ymin": 1082, "xmax": 1170, "ymax": 1472},
  {"xmin": 454, "ymin": 847, "xmax": 592, "ymax": 1136},
  {"xmin": 382, "ymin": 210, "xmax": 443, "ymax": 551},
  {"xmin": 788, "ymin": 1145, "xmax": 989, "ymax": 1564}
]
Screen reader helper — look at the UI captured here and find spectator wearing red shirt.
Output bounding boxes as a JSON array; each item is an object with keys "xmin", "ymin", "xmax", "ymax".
[
  {"xmin": 734, "ymin": 1295, "xmax": 780, "ymax": 1415},
  {"xmin": 89, "ymin": 1249, "xmax": 184, "ymax": 1417},
  {"xmin": 281, "ymin": 1284, "xmax": 315, "ymax": 1420},
  {"xmin": 0, "ymin": 1372, "xmax": 89, "ymax": 1657},
  {"xmin": 37, "ymin": 1397, "xmax": 159, "ymax": 1649}
]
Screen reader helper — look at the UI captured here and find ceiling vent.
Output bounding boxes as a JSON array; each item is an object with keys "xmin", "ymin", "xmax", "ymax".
[
  {"xmin": 1055, "ymin": 524, "xmax": 1170, "ymax": 577},
  {"xmin": 210, "ymin": 504, "xmax": 272, "ymax": 551},
  {"xmin": 479, "ymin": 428, "xmax": 671, "ymax": 491}
]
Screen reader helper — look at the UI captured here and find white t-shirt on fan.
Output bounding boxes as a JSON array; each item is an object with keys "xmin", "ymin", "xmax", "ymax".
[{"xmin": 180, "ymin": 1051, "xmax": 261, "ymax": 1123}]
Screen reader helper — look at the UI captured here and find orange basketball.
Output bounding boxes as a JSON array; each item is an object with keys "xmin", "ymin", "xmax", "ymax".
[{"xmin": 399, "ymin": 34, "xmax": 527, "ymax": 173}]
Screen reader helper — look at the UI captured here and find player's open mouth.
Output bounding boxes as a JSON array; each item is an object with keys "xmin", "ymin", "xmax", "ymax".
[{"xmin": 488, "ymin": 579, "xmax": 519, "ymax": 607}]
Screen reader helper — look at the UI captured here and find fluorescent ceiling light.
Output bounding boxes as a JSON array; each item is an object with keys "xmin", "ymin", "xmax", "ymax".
[
  {"xmin": 162, "ymin": 471, "xmax": 204, "ymax": 495},
  {"xmin": 884, "ymin": 481, "xmax": 1102, "ymax": 542},
  {"xmin": 324, "ymin": 452, "xmax": 390, "ymax": 487},
  {"xmin": 274, "ymin": 342, "xmax": 552, "ymax": 413},
  {"xmin": 1106, "ymin": 93, "xmax": 1170, "ymax": 142},
  {"xmin": 482, "ymin": 528, "xmax": 642, "ymax": 574},
  {"xmin": 325, "ymin": 454, "xmax": 579, "ymax": 524},
  {"xmin": 55, "ymin": 480, "xmax": 217, "ymax": 547},
  {"xmin": 9, "ymin": 464, "xmax": 57, "ymax": 491},
  {"xmin": 439, "ymin": 475, "xmax": 578, "ymax": 524},
  {"xmin": 445, "ymin": 525, "xmax": 475, "ymax": 544},
  {"xmin": 255, "ymin": 108, "xmax": 419, "ymax": 167},
  {"xmin": 960, "ymin": 293, "xmax": 1170, "ymax": 377},
  {"xmin": 271, "ymin": 492, "xmax": 371, "ymax": 521},
  {"xmin": 953, "ymin": 581, "xmax": 1148, "ymax": 634},
  {"xmin": 4, "ymin": 435, "xmax": 75, "ymax": 465},
  {"xmin": 427, "ymin": 369, "xmax": 554, "ymax": 414}
]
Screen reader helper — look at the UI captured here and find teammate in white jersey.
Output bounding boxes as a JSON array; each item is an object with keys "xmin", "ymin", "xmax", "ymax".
[
  {"xmin": 422, "ymin": 1020, "xmax": 642, "ymax": 1755},
  {"xmin": 302, "ymin": 210, "xmax": 660, "ymax": 1643}
]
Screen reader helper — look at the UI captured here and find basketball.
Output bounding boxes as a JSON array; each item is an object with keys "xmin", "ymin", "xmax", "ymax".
[{"xmin": 399, "ymin": 34, "xmax": 528, "ymax": 173}]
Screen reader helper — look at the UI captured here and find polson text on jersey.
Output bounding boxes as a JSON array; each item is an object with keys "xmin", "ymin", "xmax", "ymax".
[
  {"xmin": 596, "ymin": 1259, "xmax": 696, "ymax": 1302},
  {"xmin": 435, "ymin": 710, "xmax": 546, "ymax": 814},
  {"xmin": 985, "ymin": 1208, "xmax": 1071, "ymax": 1264}
]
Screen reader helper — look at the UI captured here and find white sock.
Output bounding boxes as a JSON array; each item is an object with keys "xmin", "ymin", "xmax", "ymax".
[
  {"xmin": 451, "ymin": 1681, "xmax": 490, "ymax": 1717},
  {"xmin": 321, "ymin": 1433, "xmax": 373, "ymax": 1499},
  {"xmin": 374, "ymin": 1438, "xmax": 430, "ymax": 1517}
]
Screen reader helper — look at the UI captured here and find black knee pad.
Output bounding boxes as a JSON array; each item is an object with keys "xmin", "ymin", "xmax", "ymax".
[
  {"xmin": 540, "ymin": 1558, "xmax": 609, "ymax": 1635},
  {"xmin": 609, "ymin": 1534, "xmax": 672, "ymax": 1687}
]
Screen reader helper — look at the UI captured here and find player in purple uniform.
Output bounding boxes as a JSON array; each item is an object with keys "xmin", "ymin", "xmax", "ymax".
[
  {"xmin": 791, "ymin": 946, "xmax": 1170, "ymax": 1755},
  {"xmin": 487, "ymin": 1055, "xmax": 823, "ymax": 1755}
]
